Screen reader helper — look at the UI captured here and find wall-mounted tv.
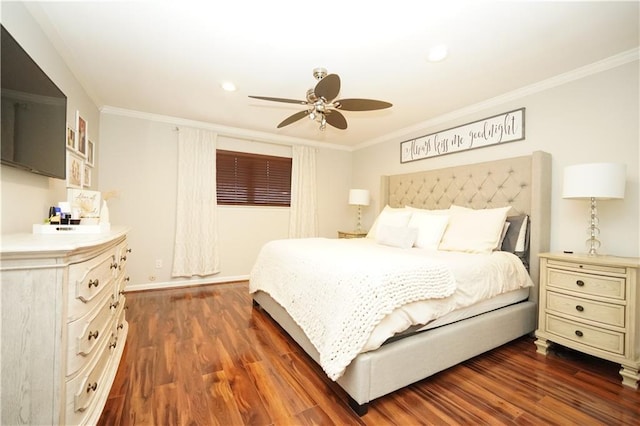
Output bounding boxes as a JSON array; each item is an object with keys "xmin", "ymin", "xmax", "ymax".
[{"xmin": 1, "ymin": 24, "xmax": 67, "ymax": 179}]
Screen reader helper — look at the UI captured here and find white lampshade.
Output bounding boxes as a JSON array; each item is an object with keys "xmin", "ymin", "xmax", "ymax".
[
  {"xmin": 348, "ymin": 189, "xmax": 370, "ymax": 206},
  {"xmin": 563, "ymin": 163, "xmax": 626, "ymax": 200}
]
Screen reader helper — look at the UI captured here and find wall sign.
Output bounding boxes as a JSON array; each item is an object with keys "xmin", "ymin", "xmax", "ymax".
[{"xmin": 400, "ymin": 108, "xmax": 525, "ymax": 163}]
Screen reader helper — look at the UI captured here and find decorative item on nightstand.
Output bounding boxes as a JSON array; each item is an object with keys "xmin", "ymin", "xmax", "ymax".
[
  {"xmin": 348, "ymin": 189, "xmax": 370, "ymax": 233},
  {"xmin": 562, "ymin": 162, "xmax": 626, "ymax": 256}
]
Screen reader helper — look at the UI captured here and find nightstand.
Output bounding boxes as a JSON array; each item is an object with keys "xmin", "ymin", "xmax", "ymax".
[
  {"xmin": 535, "ymin": 252, "xmax": 639, "ymax": 389},
  {"xmin": 338, "ymin": 230, "xmax": 368, "ymax": 239}
]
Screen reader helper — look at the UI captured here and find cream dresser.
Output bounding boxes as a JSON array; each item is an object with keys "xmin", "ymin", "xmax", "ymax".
[
  {"xmin": 535, "ymin": 252, "xmax": 639, "ymax": 389},
  {"xmin": 1, "ymin": 227, "xmax": 130, "ymax": 425}
]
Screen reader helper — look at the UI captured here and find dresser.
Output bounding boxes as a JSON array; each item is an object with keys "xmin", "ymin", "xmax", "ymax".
[
  {"xmin": 535, "ymin": 252, "xmax": 639, "ymax": 389},
  {"xmin": 1, "ymin": 227, "xmax": 130, "ymax": 425}
]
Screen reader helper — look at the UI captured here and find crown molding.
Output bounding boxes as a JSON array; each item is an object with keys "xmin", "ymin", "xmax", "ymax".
[
  {"xmin": 99, "ymin": 106, "xmax": 351, "ymax": 152},
  {"xmin": 356, "ymin": 48, "xmax": 639, "ymax": 151}
]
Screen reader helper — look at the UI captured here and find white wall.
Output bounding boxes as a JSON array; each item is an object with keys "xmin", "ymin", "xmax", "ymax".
[
  {"xmin": 1, "ymin": 2, "xmax": 101, "ymax": 234},
  {"xmin": 353, "ymin": 60, "xmax": 639, "ymax": 258},
  {"xmin": 99, "ymin": 113, "xmax": 353, "ymax": 288}
]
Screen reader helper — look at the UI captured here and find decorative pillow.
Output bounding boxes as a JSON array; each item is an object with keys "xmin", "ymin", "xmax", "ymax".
[
  {"xmin": 375, "ymin": 225, "xmax": 418, "ymax": 249},
  {"xmin": 501, "ymin": 215, "xmax": 528, "ymax": 253},
  {"xmin": 366, "ymin": 205, "xmax": 412, "ymax": 239},
  {"xmin": 407, "ymin": 211, "xmax": 450, "ymax": 249},
  {"xmin": 438, "ymin": 205, "xmax": 512, "ymax": 253}
]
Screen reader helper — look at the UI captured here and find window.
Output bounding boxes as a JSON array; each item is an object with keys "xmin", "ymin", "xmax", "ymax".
[{"xmin": 216, "ymin": 150, "xmax": 292, "ymax": 206}]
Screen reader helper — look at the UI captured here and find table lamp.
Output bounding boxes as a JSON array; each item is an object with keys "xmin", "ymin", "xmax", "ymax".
[
  {"xmin": 348, "ymin": 189, "xmax": 370, "ymax": 232},
  {"xmin": 562, "ymin": 162, "xmax": 626, "ymax": 255}
]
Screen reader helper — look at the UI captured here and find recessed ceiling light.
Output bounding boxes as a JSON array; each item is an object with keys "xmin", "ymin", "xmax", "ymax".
[
  {"xmin": 221, "ymin": 81, "xmax": 236, "ymax": 92},
  {"xmin": 427, "ymin": 45, "xmax": 448, "ymax": 62}
]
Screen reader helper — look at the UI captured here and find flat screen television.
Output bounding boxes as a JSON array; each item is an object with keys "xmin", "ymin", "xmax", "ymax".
[{"xmin": 1, "ymin": 24, "xmax": 67, "ymax": 179}]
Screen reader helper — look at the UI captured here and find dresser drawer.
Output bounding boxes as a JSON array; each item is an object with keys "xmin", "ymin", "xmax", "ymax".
[
  {"xmin": 68, "ymin": 249, "xmax": 118, "ymax": 321},
  {"xmin": 547, "ymin": 269, "xmax": 625, "ymax": 300},
  {"xmin": 67, "ymin": 292, "xmax": 117, "ymax": 376},
  {"xmin": 546, "ymin": 314, "xmax": 625, "ymax": 355},
  {"xmin": 547, "ymin": 292, "xmax": 625, "ymax": 328},
  {"xmin": 65, "ymin": 333, "xmax": 113, "ymax": 424}
]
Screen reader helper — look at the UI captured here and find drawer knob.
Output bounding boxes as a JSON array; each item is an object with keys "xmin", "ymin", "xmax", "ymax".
[
  {"xmin": 126, "ymin": 248, "xmax": 132, "ymax": 253},
  {"xmin": 118, "ymin": 323, "xmax": 124, "ymax": 330},
  {"xmin": 109, "ymin": 341, "xmax": 117, "ymax": 350},
  {"xmin": 575, "ymin": 305, "xmax": 584, "ymax": 312},
  {"xmin": 575, "ymin": 330, "xmax": 584, "ymax": 337},
  {"xmin": 120, "ymin": 255, "xmax": 127, "ymax": 262},
  {"xmin": 110, "ymin": 301, "xmax": 120, "ymax": 310},
  {"xmin": 576, "ymin": 280, "xmax": 585, "ymax": 287},
  {"xmin": 88, "ymin": 330, "xmax": 99, "ymax": 340},
  {"xmin": 110, "ymin": 262, "xmax": 118, "ymax": 270},
  {"xmin": 86, "ymin": 382, "xmax": 98, "ymax": 393},
  {"xmin": 88, "ymin": 279, "xmax": 99, "ymax": 288},
  {"xmin": 124, "ymin": 277, "xmax": 130, "ymax": 282}
]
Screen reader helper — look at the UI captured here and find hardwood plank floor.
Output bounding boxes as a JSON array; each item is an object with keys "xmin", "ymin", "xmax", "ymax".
[{"xmin": 99, "ymin": 282, "xmax": 640, "ymax": 425}]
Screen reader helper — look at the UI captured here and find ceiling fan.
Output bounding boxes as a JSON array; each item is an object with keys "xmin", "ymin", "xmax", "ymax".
[{"xmin": 249, "ymin": 68, "xmax": 392, "ymax": 131}]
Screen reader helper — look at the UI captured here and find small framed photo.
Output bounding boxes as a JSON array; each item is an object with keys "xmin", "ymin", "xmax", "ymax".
[
  {"xmin": 67, "ymin": 126, "xmax": 76, "ymax": 150},
  {"xmin": 87, "ymin": 140, "xmax": 95, "ymax": 166},
  {"xmin": 83, "ymin": 165, "xmax": 92, "ymax": 188},
  {"xmin": 66, "ymin": 151, "xmax": 83, "ymax": 189},
  {"xmin": 76, "ymin": 111, "xmax": 88, "ymax": 158}
]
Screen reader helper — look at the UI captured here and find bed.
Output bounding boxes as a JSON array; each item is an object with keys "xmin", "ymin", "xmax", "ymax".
[{"xmin": 251, "ymin": 151, "xmax": 551, "ymax": 415}]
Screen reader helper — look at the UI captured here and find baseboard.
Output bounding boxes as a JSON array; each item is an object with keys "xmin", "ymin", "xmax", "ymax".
[{"xmin": 125, "ymin": 274, "xmax": 250, "ymax": 292}]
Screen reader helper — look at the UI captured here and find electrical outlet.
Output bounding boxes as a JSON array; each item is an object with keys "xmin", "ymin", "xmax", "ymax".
[{"xmin": 155, "ymin": 259, "xmax": 162, "ymax": 269}]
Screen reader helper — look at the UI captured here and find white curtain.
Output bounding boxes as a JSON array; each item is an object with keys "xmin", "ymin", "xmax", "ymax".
[
  {"xmin": 171, "ymin": 127, "xmax": 220, "ymax": 277},
  {"xmin": 289, "ymin": 145, "xmax": 318, "ymax": 238}
]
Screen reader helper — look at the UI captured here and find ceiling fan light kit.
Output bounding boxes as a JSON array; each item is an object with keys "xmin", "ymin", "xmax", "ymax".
[{"xmin": 249, "ymin": 68, "xmax": 392, "ymax": 131}]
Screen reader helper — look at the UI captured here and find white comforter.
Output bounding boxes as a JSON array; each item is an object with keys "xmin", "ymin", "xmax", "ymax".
[
  {"xmin": 249, "ymin": 238, "xmax": 533, "ymax": 380},
  {"xmin": 249, "ymin": 238, "xmax": 456, "ymax": 380}
]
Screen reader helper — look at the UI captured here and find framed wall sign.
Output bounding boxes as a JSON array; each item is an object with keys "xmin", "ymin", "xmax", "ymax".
[{"xmin": 400, "ymin": 108, "xmax": 525, "ymax": 163}]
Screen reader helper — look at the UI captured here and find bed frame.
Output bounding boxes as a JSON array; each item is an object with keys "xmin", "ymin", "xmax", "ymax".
[{"xmin": 252, "ymin": 151, "xmax": 551, "ymax": 415}]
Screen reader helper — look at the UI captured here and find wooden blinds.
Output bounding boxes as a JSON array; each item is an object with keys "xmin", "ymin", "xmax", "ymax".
[{"xmin": 216, "ymin": 150, "xmax": 292, "ymax": 206}]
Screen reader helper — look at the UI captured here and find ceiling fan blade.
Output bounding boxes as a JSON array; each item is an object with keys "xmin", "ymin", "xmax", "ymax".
[
  {"xmin": 325, "ymin": 110, "xmax": 348, "ymax": 130},
  {"xmin": 314, "ymin": 74, "xmax": 340, "ymax": 102},
  {"xmin": 249, "ymin": 95, "xmax": 308, "ymax": 105},
  {"xmin": 334, "ymin": 98, "xmax": 393, "ymax": 111},
  {"xmin": 277, "ymin": 110, "xmax": 310, "ymax": 128}
]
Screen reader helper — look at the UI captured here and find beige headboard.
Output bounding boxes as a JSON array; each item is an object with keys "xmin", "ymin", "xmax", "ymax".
[{"xmin": 380, "ymin": 151, "xmax": 551, "ymax": 301}]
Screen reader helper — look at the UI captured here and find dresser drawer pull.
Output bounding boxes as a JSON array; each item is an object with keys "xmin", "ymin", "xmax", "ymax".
[
  {"xmin": 118, "ymin": 323, "xmax": 124, "ymax": 330},
  {"xmin": 88, "ymin": 330, "xmax": 99, "ymax": 341},
  {"xmin": 86, "ymin": 382, "xmax": 98, "ymax": 393},
  {"xmin": 576, "ymin": 280, "xmax": 585, "ymax": 287},
  {"xmin": 109, "ymin": 341, "xmax": 117, "ymax": 350},
  {"xmin": 120, "ymin": 255, "xmax": 127, "ymax": 262},
  {"xmin": 575, "ymin": 305, "xmax": 584, "ymax": 312},
  {"xmin": 88, "ymin": 279, "xmax": 99, "ymax": 288},
  {"xmin": 124, "ymin": 276, "xmax": 130, "ymax": 282},
  {"xmin": 575, "ymin": 330, "xmax": 584, "ymax": 337},
  {"xmin": 110, "ymin": 301, "xmax": 120, "ymax": 310},
  {"xmin": 126, "ymin": 248, "xmax": 132, "ymax": 253}
]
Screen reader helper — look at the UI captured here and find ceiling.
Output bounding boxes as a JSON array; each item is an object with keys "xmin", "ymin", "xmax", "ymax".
[{"xmin": 25, "ymin": 1, "xmax": 639, "ymax": 148}]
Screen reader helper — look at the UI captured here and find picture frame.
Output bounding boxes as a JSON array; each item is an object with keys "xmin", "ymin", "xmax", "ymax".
[
  {"xmin": 87, "ymin": 140, "xmax": 95, "ymax": 166},
  {"xmin": 67, "ymin": 126, "xmax": 76, "ymax": 150},
  {"xmin": 83, "ymin": 165, "xmax": 92, "ymax": 188},
  {"xmin": 76, "ymin": 111, "xmax": 88, "ymax": 158},
  {"xmin": 66, "ymin": 151, "xmax": 83, "ymax": 189}
]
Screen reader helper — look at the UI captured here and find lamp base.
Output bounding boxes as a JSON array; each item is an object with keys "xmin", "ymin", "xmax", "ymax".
[{"xmin": 586, "ymin": 197, "xmax": 601, "ymax": 256}]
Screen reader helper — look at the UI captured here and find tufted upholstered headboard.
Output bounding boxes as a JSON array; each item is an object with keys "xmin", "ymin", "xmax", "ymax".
[{"xmin": 379, "ymin": 151, "xmax": 551, "ymax": 302}]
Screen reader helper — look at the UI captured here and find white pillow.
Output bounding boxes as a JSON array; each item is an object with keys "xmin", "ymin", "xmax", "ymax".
[
  {"xmin": 405, "ymin": 205, "xmax": 450, "ymax": 215},
  {"xmin": 439, "ymin": 205, "xmax": 512, "ymax": 253},
  {"xmin": 376, "ymin": 225, "xmax": 418, "ymax": 249},
  {"xmin": 407, "ymin": 211, "xmax": 450, "ymax": 249},
  {"xmin": 366, "ymin": 205, "xmax": 412, "ymax": 239}
]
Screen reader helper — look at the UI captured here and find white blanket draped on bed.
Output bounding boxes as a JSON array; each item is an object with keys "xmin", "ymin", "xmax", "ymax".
[{"xmin": 249, "ymin": 238, "xmax": 456, "ymax": 380}]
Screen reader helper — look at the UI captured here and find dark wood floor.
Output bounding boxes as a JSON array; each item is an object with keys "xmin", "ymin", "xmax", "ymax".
[{"xmin": 99, "ymin": 282, "xmax": 639, "ymax": 425}]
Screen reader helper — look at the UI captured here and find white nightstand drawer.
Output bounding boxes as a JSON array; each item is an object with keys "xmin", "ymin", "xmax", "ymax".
[
  {"xmin": 547, "ymin": 269, "xmax": 625, "ymax": 300},
  {"xmin": 546, "ymin": 314, "xmax": 625, "ymax": 355},
  {"xmin": 546, "ymin": 292, "xmax": 625, "ymax": 328}
]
